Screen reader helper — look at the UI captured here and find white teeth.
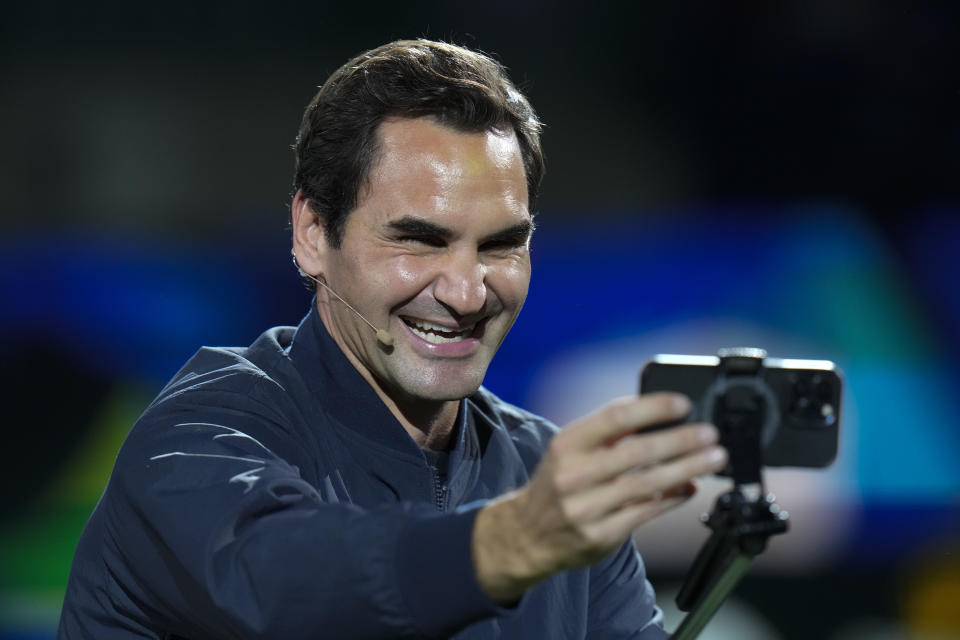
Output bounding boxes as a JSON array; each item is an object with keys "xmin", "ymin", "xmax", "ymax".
[
  {"xmin": 412, "ymin": 319, "xmax": 457, "ymax": 333},
  {"xmin": 404, "ymin": 318, "xmax": 474, "ymax": 344}
]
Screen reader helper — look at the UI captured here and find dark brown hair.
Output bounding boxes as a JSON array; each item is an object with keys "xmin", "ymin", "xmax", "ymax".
[{"xmin": 293, "ymin": 39, "xmax": 544, "ymax": 253}]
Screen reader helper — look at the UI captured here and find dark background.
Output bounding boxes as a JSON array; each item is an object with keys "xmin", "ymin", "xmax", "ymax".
[
  {"xmin": 2, "ymin": 2, "xmax": 959, "ymax": 638},
  {"xmin": 3, "ymin": 1, "xmax": 957, "ymax": 236}
]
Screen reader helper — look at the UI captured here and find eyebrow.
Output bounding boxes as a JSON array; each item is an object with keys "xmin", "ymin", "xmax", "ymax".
[
  {"xmin": 481, "ymin": 218, "xmax": 536, "ymax": 246},
  {"xmin": 386, "ymin": 216, "xmax": 536, "ymax": 245},
  {"xmin": 386, "ymin": 217, "xmax": 455, "ymax": 240}
]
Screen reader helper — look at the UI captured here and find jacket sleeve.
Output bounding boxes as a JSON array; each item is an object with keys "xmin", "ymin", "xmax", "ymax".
[
  {"xmin": 586, "ymin": 539, "xmax": 670, "ymax": 639},
  {"xmin": 105, "ymin": 396, "xmax": 503, "ymax": 639}
]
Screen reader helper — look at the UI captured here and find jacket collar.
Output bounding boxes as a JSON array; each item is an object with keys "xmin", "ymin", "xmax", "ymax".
[{"xmin": 287, "ymin": 300, "xmax": 470, "ymax": 462}]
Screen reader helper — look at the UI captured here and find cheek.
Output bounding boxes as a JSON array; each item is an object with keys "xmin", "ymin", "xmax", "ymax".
[
  {"xmin": 394, "ymin": 258, "xmax": 426, "ymax": 286},
  {"xmin": 490, "ymin": 259, "xmax": 531, "ymax": 308},
  {"xmin": 383, "ymin": 255, "xmax": 437, "ymax": 303}
]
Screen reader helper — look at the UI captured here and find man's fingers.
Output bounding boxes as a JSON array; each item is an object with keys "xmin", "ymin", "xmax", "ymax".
[
  {"xmin": 561, "ymin": 393, "xmax": 691, "ymax": 450},
  {"xmin": 556, "ymin": 423, "xmax": 719, "ymax": 493},
  {"xmin": 560, "ymin": 445, "xmax": 726, "ymax": 524},
  {"xmin": 604, "ymin": 422, "xmax": 719, "ymax": 473},
  {"xmin": 581, "ymin": 493, "xmax": 690, "ymax": 547}
]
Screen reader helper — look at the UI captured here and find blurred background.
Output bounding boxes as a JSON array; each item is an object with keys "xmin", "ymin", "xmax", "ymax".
[{"xmin": 1, "ymin": 1, "xmax": 958, "ymax": 638}]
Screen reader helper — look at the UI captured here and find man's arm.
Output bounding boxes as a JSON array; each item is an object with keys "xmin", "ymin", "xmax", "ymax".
[
  {"xmin": 473, "ymin": 392, "xmax": 726, "ymax": 603},
  {"xmin": 75, "ymin": 389, "xmax": 717, "ymax": 639}
]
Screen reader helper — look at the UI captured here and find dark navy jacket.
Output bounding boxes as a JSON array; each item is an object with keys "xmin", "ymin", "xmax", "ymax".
[{"xmin": 58, "ymin": 305, "xmax": 667, "ymax": 639}]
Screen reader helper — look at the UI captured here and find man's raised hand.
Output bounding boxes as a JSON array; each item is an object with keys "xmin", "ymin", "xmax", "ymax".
[{"xmin": 472, "ymin": 392, "xmax": 728, "ymax": 603}]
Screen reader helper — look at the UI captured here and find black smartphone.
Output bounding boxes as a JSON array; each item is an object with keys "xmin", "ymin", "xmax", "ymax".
[{"xmin": 639, "ymin": 348, "xmax": 841, "ymax": 469}]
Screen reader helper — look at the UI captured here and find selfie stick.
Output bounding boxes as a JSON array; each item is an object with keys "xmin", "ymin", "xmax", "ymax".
[
  {"xmin": 668, "ymin": 488, "xmax": 788, "ymax": 639},
  {"xmin": 669, "ymin": 351, "xmax": 790, "ymax": 640}
]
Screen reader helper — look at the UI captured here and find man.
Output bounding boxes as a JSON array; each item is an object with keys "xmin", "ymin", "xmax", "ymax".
[{"xmin": 59, "ymin": 39, "xmax": 726, "ymax": 639}]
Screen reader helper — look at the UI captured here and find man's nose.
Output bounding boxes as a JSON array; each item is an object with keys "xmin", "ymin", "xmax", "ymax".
[{"xmin": 433, "ymin": 251, "xmax": 487, "ymax": 316}]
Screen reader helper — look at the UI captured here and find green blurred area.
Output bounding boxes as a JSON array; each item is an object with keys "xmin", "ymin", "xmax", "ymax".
[{"xmin": 0, "ymin": 386, "xmax": 153, "ymax": 625}]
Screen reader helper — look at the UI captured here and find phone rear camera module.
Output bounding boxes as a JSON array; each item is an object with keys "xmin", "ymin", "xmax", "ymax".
[{"xmin": 789, "ymin": 373, "xmax": 836, "ymax": 427}]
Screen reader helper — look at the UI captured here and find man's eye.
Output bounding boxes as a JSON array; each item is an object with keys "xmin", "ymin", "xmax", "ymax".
[
  {"xmin": 481, "ymin": 239, "xmax": 526, "ymax": 253},
  {"xmin": 401, "ymin": 235, "xmax": 445, "ymax": 248}
]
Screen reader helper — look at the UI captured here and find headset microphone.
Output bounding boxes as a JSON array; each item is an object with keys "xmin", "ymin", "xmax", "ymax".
[{"xmin": 294, "ymin": 259, "xmax": 394, "ymax": 347}]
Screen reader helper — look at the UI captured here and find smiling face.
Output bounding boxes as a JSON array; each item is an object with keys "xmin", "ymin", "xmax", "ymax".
[{"xmin": 293, "ymin": 117, "xmax": 533, "ymax": 418}]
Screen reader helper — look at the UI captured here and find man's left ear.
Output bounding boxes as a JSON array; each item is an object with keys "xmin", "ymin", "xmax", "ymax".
[{"xmin": 291, "ymin": 189, "xmax": 328, "ymax": 277}]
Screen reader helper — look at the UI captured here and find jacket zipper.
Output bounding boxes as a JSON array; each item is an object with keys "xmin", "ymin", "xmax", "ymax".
[{"xmin": 431, "ymin": 466, "xmax": 448, "ymax": 511}]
